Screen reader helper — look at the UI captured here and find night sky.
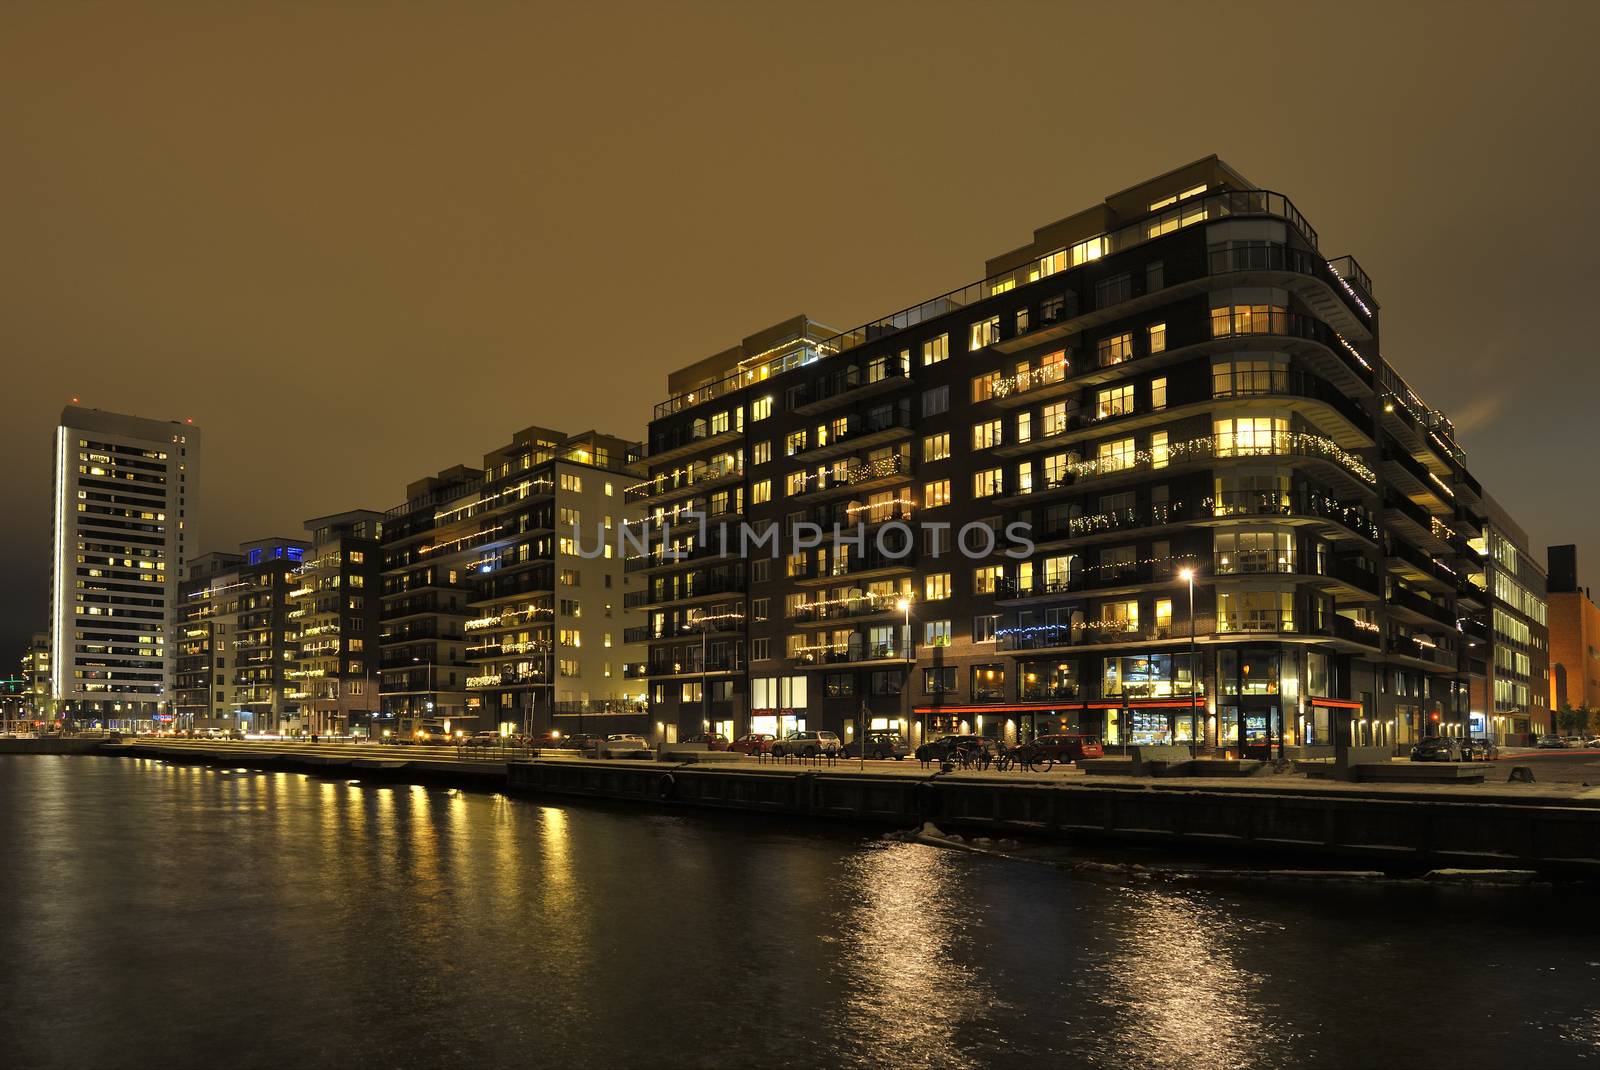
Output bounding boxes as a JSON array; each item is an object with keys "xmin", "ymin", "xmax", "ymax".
[{"xmin": 4, "ymin": 1, "xmax": 1598, "ymax": 667}]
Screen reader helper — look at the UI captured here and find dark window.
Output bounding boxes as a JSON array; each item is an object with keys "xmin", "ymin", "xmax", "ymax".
[{"xmin": 870, "ymin": 670, "xmax": 902, "ymax": 696}]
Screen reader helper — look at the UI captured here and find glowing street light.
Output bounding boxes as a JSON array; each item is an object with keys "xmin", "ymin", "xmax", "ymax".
[{"xmin": 1177, "ymin": 567, "xmax": 1200, "ymax": 749}]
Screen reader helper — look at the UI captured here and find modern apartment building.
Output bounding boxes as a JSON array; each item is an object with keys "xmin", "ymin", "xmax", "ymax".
[
  {"xmin": 1466, "ymin": 497, "xmax": 1549, "ymax": 741},
  {"xmin": 379, "ymin": 426, "xmax": 647, "ymax": 739},
  {"xmin": 51, "ymin": 406, "xmax": 199, "ymax": 728},
  {"xmin": 1546, "ymin": 544, "xmax": 1600, "ymax": 713},
  {"xmin": 635, "ymin": 155, "xmax": 1536, "ymax": 754},
  {"xmin": 287, "ymin": 511, "xmax": 384, "ymax": 737},
  {"xmin": 174, "ymin": 538, "xmax": 308, "ymax": 734}
]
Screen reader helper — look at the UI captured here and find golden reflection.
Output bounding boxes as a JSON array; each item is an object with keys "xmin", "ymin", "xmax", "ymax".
[
  {"xmin": 1086, "ymin": 885, "xmax": 1263, "ymax": 1070},
  {"xmin": 837, "ymin": 843, "xmax": 990, "ymax": 1065}
]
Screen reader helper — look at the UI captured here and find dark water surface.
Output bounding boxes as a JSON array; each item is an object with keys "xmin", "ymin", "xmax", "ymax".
[{"xmin": 1, "ymin": 755, "xmax": 1597, "ymax": 1069}]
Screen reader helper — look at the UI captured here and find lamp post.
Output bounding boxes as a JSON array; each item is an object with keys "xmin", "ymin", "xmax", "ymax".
[{"xmin": 1178, "ymin": 566, "xmax": 1199, "ymax": 751}]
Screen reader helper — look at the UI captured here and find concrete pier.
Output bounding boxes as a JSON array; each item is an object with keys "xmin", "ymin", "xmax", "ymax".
[{"xmin": 26, "ymin": 739, "xmax": 1600, "ymax": 876}]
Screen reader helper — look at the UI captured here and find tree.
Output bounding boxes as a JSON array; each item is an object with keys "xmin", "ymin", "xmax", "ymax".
[{"xmin": 1555, "ymin": 704, "xmax": 1594, "ymax": 737}]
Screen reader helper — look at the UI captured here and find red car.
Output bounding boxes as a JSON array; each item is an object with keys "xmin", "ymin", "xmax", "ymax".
[
  {"xmin": 683, "ymin": 733, "xmax": 730, "ymax": 751},
  {"xmin": 728, "ymin": 733, "xmax": 775, "ymax": 755},
  {"xmin": 1030, "ymin": 734, "xmax": 1104, "ymax": 762}
]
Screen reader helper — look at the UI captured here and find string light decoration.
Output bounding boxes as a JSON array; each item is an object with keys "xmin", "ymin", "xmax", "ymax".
[
  {"xmin": 795, "ymin": 454, "xmax": 910, "ymax": 492},
  {"xmin": 845, "ymin": 496, "xmax": 915, "ymax": 521},
  {"xmin": 420, "ymin": 525, "xmax": 505, "ymax": 557},
  {"xmin": 990, "ymin": 356, "xmax": 1071, "ymax": 400},
  {"xmin": 433, "ymin": 478, "xmax": 555, "ymax": 523},
  {"xmin": 1334, "ymin": 332, "xmax": 1372, "ymax": 372},
  {"xmin": 626, "ymin": 455, "xmax": 742, "ymax": 499},
  {"xmin": 1326, "ymin": 262, "xmax": 1374, "ymax": 319},
  {"xmin": 1039, "ymin": 432, "xmax": 1375, "ymax": 489}
]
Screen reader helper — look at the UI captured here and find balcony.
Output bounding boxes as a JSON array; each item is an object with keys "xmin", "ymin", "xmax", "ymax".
[
  {"xmin": 1386, "ymin": 585, "xmax": 1455, "ymax": 628},
  {"xmin": 1207, "ymin": 240, "xmax": 1375, "ymax": 341},
  {"xmin": 646, "ymin": 651, "xmax": 746, "ymax": 677},
  {"xmin": 789, "ymin": 359, "xmax": 910, "ymax": 417},
  {"xmin": 790, "ymin": 453, "xmax": 912, "ymax": 502},
  {"xmin": 1331, "ymin": 614, "xmax": 1382, "ymax": 648},
  {"xmin": 1389, "ymin": 633, "xmax": 1456, "ymax": 670},
  {"xmin": 998, "ymin": 622, "xmax": 1173, "ymax": 652},
  {"xmin": 1005, "ymin": 431, "xmax": 1376, "ymax": 509},
  {"xmin": 553, "ymin": 699, "xmax": 648, "ymax": 715},
  {"xmin": 791, "ymin": 636, "xmax": 913, "ymax": 669},
  {"xmin": 789, "ymin": 592, "xmax": 906, "ymax": 625},
  {"xmin": 792, "ymin": 549, "xmax": 917, "ymax": 587},
  {"xmin": 1207, "ymin": 305, "xmax": 1374, "ymax": 392},
  {"xmin": 789, "ymin": 407, "xmax": 914, "ymax": 464},
  {"xmin": 647, "ymin": 422, "xmax": 745, "ymax": 466},
  {"xmin": 626, "ymin": 457, "xmax": 743, "ymax": 505},
  {"xmin": 642, "ymin": 569, "xmax": 747, "ymax": 607},
  {"xmin": 466, "ymin": 670, "xmax": 544, "ymax": 690}
]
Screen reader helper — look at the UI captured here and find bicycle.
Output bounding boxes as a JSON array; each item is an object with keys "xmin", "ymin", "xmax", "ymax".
[{"xmin": 1010, "ymin": 743, "xmax": 1055, "ymax": 773}]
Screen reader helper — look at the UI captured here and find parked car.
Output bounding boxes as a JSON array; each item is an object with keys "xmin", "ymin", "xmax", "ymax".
[
  {"xmin": 771, "ymin": 730, "xmax": 842, "ymax": 757},
  {"xmin": 728, "ymin": 733, "xmax": 775, "ymax": 755},
  {"xmin": 1563, "ymin": 736, "xmax": 1588, "ymax": 749},
  {"xmin": 464, "ymin": 731, "xmax": 501, "ymax": 748},
  {"xmin": 600, "ymin": 734, "xmax": 653, "ymax": 759},
  {"xmin": 841, "ymin": 732, "xmax": 909, "ymax": 760},
  {"xmin": 556, "ymin": 733, "xmax": 603, "ymax": 754},
  {"xmin": 682, "ymin": 733, "xmax": 730, "ymax": 751},
  {"xmin": 914, "ymin": 735, "xmax": 999, "ymax": 763},
  {"xmin": 1029, "ymin": 734, "xmax": 1105, "ymax": 763},
  {"xmin": 1460, "ymin": 737, "xmax": 1499, "ymax": 761},
  {"xmin": 1536, "ymin": 735, "xmax": 1567, "ymax": 749},
  {"xmin": 1410, "ymin": 736, "xmax": 1463, "ymax": 762},
  {"xmin": 1585, "ymin": 737, "xmax": 1600, "ymax": 749}
]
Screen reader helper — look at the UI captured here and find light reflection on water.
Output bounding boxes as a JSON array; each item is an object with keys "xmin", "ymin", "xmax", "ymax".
[{"xmin": 0, "ymin": 755, "xmax": 1596, "ymax": 1070}]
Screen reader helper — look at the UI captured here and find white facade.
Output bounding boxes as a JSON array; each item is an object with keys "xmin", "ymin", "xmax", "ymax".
[{"xmin": 51, "ymin": 406, "xmax": 199, "ymax": 724}]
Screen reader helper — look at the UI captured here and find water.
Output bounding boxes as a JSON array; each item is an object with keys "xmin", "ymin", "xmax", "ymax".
[{"xmin": 1, "ymin": 755, "xmax": 1597, "ymax": 1069}]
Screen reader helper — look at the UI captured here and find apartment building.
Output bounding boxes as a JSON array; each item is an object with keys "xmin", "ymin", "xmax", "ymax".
[
  {"xmin": 51, "ymin": 406, "xmax": 199, "ymax": 728},
  {"xmin": 379, "ymin": 426, "xmax": 647, "ymax": 739},
  {"xmin": 1465, "ymin": 497, "xmax": 1549, "ymax": 741},
  {"xmin": 1546, "ymin": 544, "xmax": 1600, "ymax": 714},
  {"xmin": 174, "ymin": 539, "xmax": 308, "ymax": 734},
  {"xmin": 287, "ymin": 511, "xmax": 384, "ymax": 737},
  {"xmin": 21, "ymin": 632, "xmax": 52, "ymax": 725},
  {"xmin": 635, "ymin": 155, "xmax": 1539, "ymax": 754}
]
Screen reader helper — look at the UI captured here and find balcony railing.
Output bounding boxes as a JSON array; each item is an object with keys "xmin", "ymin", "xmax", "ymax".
[
  {"xmin": 626, "ymin": 458, "xmax": 743, "ymax": 504},
  {"xmin": 792, "ymin": 453, "xmax": 912, "ymax": 498},
  {"xmin": 1386, "ymin": 585, "xmax": 1455, "ymax": 627},
  {"xmin": 1029, "ymin": 432, "xmax": 1375, "ymax": 497},
  {"xmin": 790, "ymin": 636, "xmax": 912, "ymax": 666},
  {"xmin": 789, "ymin": 592, "xmax": 907, "ymax": 623},
  {"xmin": 646, "ymin": 651, "xmax": 746, "ymax": 676},
  {"xmin": 1206, "ymin": 305, "xmax": 1373, "ymax": 386},
  {"xmin": 791, "ymin": 359, "xmax": 910, "ymax": 413}
]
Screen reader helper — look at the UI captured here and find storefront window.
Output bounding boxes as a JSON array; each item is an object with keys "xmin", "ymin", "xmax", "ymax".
[
  {"xmin": 1102, "ymin": 653, "xmax": 1200, "ymax": 698},
  {"xmin": 1019, "ymin": 659, "xmax": 1079, "ymax": 700},
  {"xmin": 1129, "ymin": 709, "xmax": 1172, "ymax": 745},
  {"xmin": 1239, "ymin": 651, "xmax": 1280, "ymax": 695}
]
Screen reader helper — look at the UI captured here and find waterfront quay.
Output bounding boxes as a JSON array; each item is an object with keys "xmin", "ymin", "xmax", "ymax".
[{"xmin": 39, "ymin": 738, "xmax": 1600, "ymax": 877}]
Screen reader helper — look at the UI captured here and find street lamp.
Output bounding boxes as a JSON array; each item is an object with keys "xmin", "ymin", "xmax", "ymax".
[
  {"xmin": 896, "ymin": 596, "xmax": 914, "ymax": 746},
  {"xmin": 1177, "ymin": 566, "xmax": 1199, "ymax": 751}
]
